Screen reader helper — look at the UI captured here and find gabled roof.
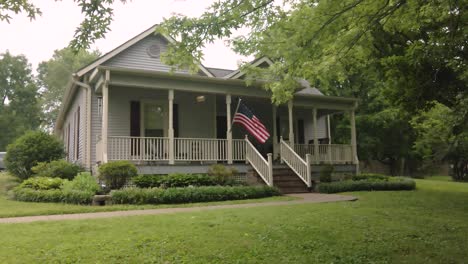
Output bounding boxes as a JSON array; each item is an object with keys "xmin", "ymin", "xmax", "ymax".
[
  {"xmin": 223, "ymin": 56, "xmax": 274, "ymax": 79},
  {"xmin": 75, "ymin": 24, "xmax": 214, "ymax": 78},
  {"xmin": 206, "ymin": 67, "xmax": 234, "ymax": 77}
]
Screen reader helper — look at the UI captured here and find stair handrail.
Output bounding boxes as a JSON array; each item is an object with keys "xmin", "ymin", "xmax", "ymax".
[
  {"xmin": 245, "ymin": 136, "xmax": 273, "ymax": 186},
  {"xmin": 280, "ymin": 137, "xmax": 312, "ymax": 187}
]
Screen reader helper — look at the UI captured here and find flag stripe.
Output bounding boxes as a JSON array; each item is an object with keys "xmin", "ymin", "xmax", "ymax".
[{"xmin": 233, "ymin": 114, "xmax": 269, "ymax": 139}]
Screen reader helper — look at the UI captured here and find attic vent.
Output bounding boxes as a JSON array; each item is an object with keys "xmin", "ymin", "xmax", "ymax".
[{"xmin": 147, "ymin": 44, "xmax": 160, "ymax": 58}]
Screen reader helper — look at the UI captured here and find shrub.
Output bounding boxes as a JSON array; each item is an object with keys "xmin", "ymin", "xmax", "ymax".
[
  {"xmin": 132, "ymin": 173, "xmax": 243, "ymax": 188},
  {"xmin": 98, "ymin": 161, "xmax": 137, "ymax": 189},
  {"xmin": 111, "ymin": 185, "xmax": 281, "ymax": 205},
  {"xmin": 207, "ymin": 164, "xmax": 238, "ymax": 182},
  {"xmin": 12, "ymin": 187, "xmax": 94, "ymax": 204},
  {"xmin": 352, "ymin": 173, "xmax": 389, "ymax": 181},
  {"xmin": 5, "ymin": 131, "xmax": 65, "ymax": 180},
  {"xmin": 61, "ymin": 172, "xmax": 100, "ymax": 194},
  {"xmin": 319, "ymin": 165, "xmax": 334, "ymax": 182},
  {"xmin": 318, "ymin": 177, "xmax": 416, "ymax": 193},
  {"xmin": 19, "ymin": 177, "xmax": 65, "ymax": 190},
  {"xmin": 32, "ymin": 159, "xmax": 84, "ymax": 180}
]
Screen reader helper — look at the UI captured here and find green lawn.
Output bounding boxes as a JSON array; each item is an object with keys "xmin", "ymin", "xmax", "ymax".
[
  {"xmin": 0, "ymin": 172, "xmax": 294, "ymax": 218},
  {"xmin": 1, "ymin": 176, "xmax": 467, "ymax": 263}
]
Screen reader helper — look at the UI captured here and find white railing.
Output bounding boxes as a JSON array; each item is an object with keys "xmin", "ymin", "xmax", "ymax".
[
  {"xmin": 245, "ymin": 137, "xmax": 273, "ymax": 186},
  {"xmin": 232, "ymin": 139, "xmax": 246, "ymax": 161},
  {"xmin": 174, "ymin": 138, "xmax": 227, "ymax": 161},
  {"xmin": 294, "ymin": 144, "xmax": 353, "ymax": 164},
  {"xmin": 280, "ymin": 139, "xmax": 312, "ymax": 187},
  {"xmin": 108, "ymin": 136, "xmax": 169, "ymax": 161},
  {"xmin": 107, "ymin": 136, "xmax": 247, "ymax": 162}
]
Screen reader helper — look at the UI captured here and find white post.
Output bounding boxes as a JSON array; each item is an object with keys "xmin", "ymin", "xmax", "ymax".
[
  {"xmin": 350, "ymin": 109, "xmax": 358, "ymax": 165},
  {"xmin": 226, "ymin": 94, "xmax": 233, "ymax": 164},
  {"xmin": 327, "ymin": 115, "xmax": 332, "ymax": 144},
  {"xmin": 267, "ymin": 153, "xmax": 273, "ymax": 186},
  {"xmin": 306, "ymin": 153, "xmax": 312, "ymax": 187},
  {"xmin": 168, "ymin": 90, "xmax": 175, "ymax": 165},
  {"xmin": 272, "ymin": 105, "xmax": 278, "ymax": 160},
  {"xmin": 313, "ymin": 108, "xmax": 319, "ymax": 164},
  {"xmin": 288, "ymin": 100, "xmax": 294, "ymax": 147},
  {"xmin": 101, "ymin": 70, "xmax": 109, "ymax": 163}
]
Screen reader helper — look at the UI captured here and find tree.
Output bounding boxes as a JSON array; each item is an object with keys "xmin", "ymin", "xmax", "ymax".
[
  {"xmin": 37, "ymin": 48, "xmax": 100, "ymax": 130},
  {"xmin": 0, "ymin": 51, "xmax": 40, "ymax": 150},
  {"xmin": 411, "ymin": 103, "xmax": 468, "ymax": 181},
  {"xmin": 0, "ymin": 0, "xmax": 127, "ymax": 50}
]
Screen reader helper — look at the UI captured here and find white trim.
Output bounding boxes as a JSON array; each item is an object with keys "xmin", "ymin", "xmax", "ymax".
[
  {"xmin": 224, "ymin": 57, "xmax": 274, "ymax": 79},
  {"xmin": 75, "ymin": 25, "xmax": 214, "ymax": 78}
]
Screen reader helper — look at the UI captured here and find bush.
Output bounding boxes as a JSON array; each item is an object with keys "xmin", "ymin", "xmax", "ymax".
[
  {"xmin": 19, "ymin": 177, "xmax": 65, "ymax": 190},
  {"xmin": 98, "ymin": 161, "xmax": 137, "ymax": 189},
  {"xmin": 132, "ymin": 173, "xmax": 244, "ymax": 188},
  {"xmin": 352, "ymin": 173, "xmax": 389, "ymax": 181},
  {"xmin": 5, "ymin": 131, "xmax": 65, "ymax": 180},
  {"xmin": 207, "ymin": 164, "xmax": 238, "ymax": 183},
  {"xmin": 318, "ymin": 177, "xmax": 416, "ymax": 193},
  {"xmin": 11, "ymin": 173, "xmax": 99, "ymax": 204},
  {"xmin": 32, "ymin": 159, "xmax": 84, "ymax": 180},
  {"xmin": 319, "ymin": 165, "xmax": 334, "ymax": 182},
  {"xmin": 61, "ymin": 172, "xmax": 100, "ymax": 194},
  {"xmin": 111, "ymin": 185, "xmax": 281, "ymax": 205}
]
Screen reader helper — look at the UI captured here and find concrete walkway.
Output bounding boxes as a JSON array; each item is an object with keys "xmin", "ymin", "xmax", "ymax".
[{"xmin": 0, "ymin": 193, "xmax": 357, "ymax": 224}]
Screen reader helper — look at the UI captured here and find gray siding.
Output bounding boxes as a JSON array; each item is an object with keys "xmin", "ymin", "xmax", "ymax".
[
  {"xmin": 103, "ymin": 35, "xmax": 191, "ymax": 74},
  {"xmin": 62, "ymin": 88, "xmax": 86, "ymax": 164}
]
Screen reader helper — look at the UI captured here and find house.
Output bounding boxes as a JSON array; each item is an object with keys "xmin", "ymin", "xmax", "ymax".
[{"xmin": 55, "ymin": 25, "xmax": 358, "ymax": 192}]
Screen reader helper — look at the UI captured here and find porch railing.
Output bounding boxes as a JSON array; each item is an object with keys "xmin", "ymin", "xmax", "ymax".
[
  {"xmin": 245, "ymin": 137, "xmax": 273, "ymax": 186},
  {"xmin": 294, "ymin": 144, "xmax": 353, "ymax": 164},
  {"xmin": 280, "ymin": 138, "xmax": 312, "ymax": 187},
  {"xmin": 107, "ymin": 136, "xmax": 246, "ymax": 162}
]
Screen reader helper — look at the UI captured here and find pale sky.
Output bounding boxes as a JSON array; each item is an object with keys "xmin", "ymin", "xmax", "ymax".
[{"xmin": 0, "ymin": 0, "xmax": 251, "ymax": 71}]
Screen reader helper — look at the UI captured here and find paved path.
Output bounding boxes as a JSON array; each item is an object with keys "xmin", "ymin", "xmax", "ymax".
[{"xmin": 0, "ymin": 193, "xmax": 357, "ymax": 224}]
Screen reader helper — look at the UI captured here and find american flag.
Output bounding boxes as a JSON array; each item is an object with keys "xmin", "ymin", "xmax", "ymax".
[{"xmin": 233, "ymin": 101, "xmax": 270, "ymax": 143}]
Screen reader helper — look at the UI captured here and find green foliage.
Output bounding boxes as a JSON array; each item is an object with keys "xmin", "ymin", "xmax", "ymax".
[
  {"xmin": 352, "ymin": 173, "xmax": 389, "ymax": 181},
  {"xmin": 61, "ymin": 172, "xmax": 100, "ymax": 194},
  {"xmin": 0, "ymin": 51, "xmax": 40, "ymax": 150},
  {"xmin": 111, "ymin": 186, "xmax": 281, "ymax": 205},
  {"xmin": 11, "ymin": 173, "xmax": 99, "ymax": 204},
  {"xmin": 19, "ymin": 177, "xmax": 64, "ymax": 190},
  {"xmin": 318, "ymin": 177, "xmax": 416, "ymax": 194},
  {"xmin": 32, "ymin": 159, "xmax": 84, "ymax": 180},
  {"xmin": 37, "ymin": 48, "xmax": 100, "ymax": 129},
  {"xmin": 411, "ymin": 102, "xmax": 468, "ymax": 181},
  {"xmin": 5, "ymin": 131, "xmax": 65, "ymax": 179},
  {"xmin": 132, "ymin": 173, "xmax": 244, "ymax": 188},
  {"xmin": 319, "ymin": 165, "xmax": 334, "ymax": 182},
  {"xmin": 207, "ymin": 164, "xmax": 239, "ymax": 183},
  {"xmin": 98, "ymin": 161, "xmax": 137, "ymax": 190}
]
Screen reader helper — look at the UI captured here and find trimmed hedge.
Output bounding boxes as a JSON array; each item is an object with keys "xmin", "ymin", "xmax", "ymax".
[
  {"xmin": 132, "ymin": 173, "xmax": 243, "ymax": 188},
  {"xmin": 111, "ymin": 186, "xmax": 281, "ymax": 205},
  {"xmin": 352, "ymin": 173, "xmax": 389, "ymax": 181},
  {"xmin": 12, "ymin": 188, "xmax": 95, "ymax": 204},
  {"xmin": 318, "ymin": 177, "xmax": 416, "ymax": 193},
  {"xmin": 11, "ymin": 173, "xmax": 100, "ymax": 204}
]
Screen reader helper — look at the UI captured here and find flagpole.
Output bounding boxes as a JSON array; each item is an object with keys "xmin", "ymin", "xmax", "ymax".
[{"xmin": 229, "ymin": 98, "xmax": 242, "ymax": 132}]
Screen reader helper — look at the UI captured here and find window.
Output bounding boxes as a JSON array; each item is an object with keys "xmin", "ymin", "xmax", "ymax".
[{"xmin": 97, "ymin": 96, "xmax": 103, "ymax": 118}]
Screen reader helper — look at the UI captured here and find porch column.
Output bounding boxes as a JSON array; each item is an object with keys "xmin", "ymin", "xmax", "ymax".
[
  {"xmin": 272, "ymin": 105, "xmax": 278, "ymax": 159},
  {"xmin": 288, "ymin": 100, "xmax": 294, "ymax": 147},
  {"xmin": 101, "ymin": 70, "xmax": 109, "ymax": 163},
  {"xmin": 312, "ymin": 108, "xmax": 319, "ymax": 164},
  {"xmin": 168, "ymin": 90, "xmax": 175, "ymax": 165},
  {"xmin": 350, "ymin": 108, "xmax": 358, "ymax": 165},
  {"xmin": 226, "ymin": 94, "xmax": 233, "ymax": 164}
]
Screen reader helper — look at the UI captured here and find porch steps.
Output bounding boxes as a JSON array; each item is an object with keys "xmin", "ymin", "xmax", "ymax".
[{"xmin": 272, "ymin": 167, "xmax": 311, "ymax": 194}]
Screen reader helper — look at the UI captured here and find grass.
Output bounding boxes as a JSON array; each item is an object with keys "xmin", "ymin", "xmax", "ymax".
[
  {"xmin": 0, "ymin": 172, "xmax": 295, "ymax": 218},
  {"xmin": 0, "ymin": 176, "xmax": 467, "ymax": 263}
]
